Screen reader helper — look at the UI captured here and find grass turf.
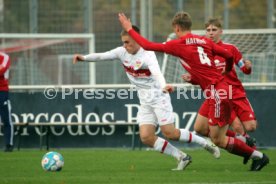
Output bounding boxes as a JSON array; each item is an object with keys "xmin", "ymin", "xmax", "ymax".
[{"xmin": 0, "ymin": 148, "xmax": 275, "ymax": 184}]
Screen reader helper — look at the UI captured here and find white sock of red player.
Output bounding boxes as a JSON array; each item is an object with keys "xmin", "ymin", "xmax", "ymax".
[
  {"xmin": 250, "ymin": 150, "xmax": 263, "ymax": 159},
  {"xmin": 153, "ymin": 137, "xmax": 186, "ymax": 161},
  {"xmin": 235, "ymin": 134, "xmax": 246, "ymax": 143},
  {"xmin": 179, "ymin": 129, "xmax": 207, "ymax": 147}
]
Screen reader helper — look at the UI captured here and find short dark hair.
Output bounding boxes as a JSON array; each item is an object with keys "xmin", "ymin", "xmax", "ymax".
[
  {"xmin": 121, "ymin": 25, "xmax": 140, "ymax": 36},
  {"xmin": 171, "ymin": 11, "xmax": 192, "ymax": 31},
  {"xmin": 205, "ymin": 18, "xmax": 223, "ymax": 29}
]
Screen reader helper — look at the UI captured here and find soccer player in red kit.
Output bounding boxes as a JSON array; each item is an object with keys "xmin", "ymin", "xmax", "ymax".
[
  {"xmin": 118, "ymin": 11, "xmax": 269, "ymax": 171},
  {"xmin": 194, "ymin": 18, "xmax": 257, "ymax": 135},
  {"xmin": 183, "ymin": 18, "xmax": 258, "ymax": 164}
]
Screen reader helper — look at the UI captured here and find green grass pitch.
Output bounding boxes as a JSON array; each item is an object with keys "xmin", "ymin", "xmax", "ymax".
[{"xmin": 0, "ymin": 148, "xmax": 275, "ymax": 184}]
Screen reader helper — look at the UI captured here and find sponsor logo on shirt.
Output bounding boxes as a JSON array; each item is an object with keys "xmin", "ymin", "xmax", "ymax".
[
  {"xmin": 135, "ymin": 60, "xmax": 142, "ymax": 68},
  {"xmin": 123, "ymin": 65, "xmax": 151, "ymax": 77}
]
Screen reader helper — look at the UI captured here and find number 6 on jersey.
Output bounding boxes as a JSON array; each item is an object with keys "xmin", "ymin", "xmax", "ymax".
[{"xmin": 198, "ymin": 46, "xmax": 211, "ymax": 66}]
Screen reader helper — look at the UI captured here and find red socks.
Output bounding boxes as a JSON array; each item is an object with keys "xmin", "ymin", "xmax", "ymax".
[{"xmin": 226, "ymin": 137, "xmax": 254, "ymax": 158}]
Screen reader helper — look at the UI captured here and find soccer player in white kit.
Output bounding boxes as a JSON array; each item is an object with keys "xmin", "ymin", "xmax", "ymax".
[{"xmin": 73, "ymin": 26, "xmax": 220, "ymax": 171}]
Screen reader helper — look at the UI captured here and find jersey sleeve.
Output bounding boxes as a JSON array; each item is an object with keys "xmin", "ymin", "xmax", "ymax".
[
  {"xmin": 0, "ymin": 53, "xmax": 10, "ymax": 75},
  {"xmin": 189, "ymin": 75, "xmax": 200, "ymax": 85},
  {"xmin": 128, "ymin": 29, "xmax": 175, "ymax": 55},
  {"xmin": 83, "ymin": 47, "xmax": 123, "ymax": 62},
  {"xmin": 237, "ymin": 59, "xmax": 252, "ymax": 74},
  {"xmin": 146, "ymin": 52, "xmax": 167, "ymax": 89},
  {"xmin": 232, "ymin": 47, "xmax": 252, "ymax": 74}
]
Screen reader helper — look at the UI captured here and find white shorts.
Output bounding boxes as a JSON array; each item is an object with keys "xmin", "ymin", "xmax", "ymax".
[{"xmin": 137, "ymin": 96, "xmax": 174, "ymax": 127}]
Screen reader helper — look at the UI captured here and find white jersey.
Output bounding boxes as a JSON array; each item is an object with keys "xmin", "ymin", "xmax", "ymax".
[{"xmin": 83, "ymin": 47, "xmax": 169, "ymax": 105}]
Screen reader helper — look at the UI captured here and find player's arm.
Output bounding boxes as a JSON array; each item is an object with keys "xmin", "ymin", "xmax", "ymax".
[
  {"xmin": 73, "ymin": 54, "xmax": 85, "ymax": 64},
  {"xmin": 213, "ymin": 44, "xmax": 234, "ymax": 74},
  {"xmin": 147, "ymin": 53, "xmax": 174, "ymax": 93},
  {"xmin": 73, "ymin": 48, "xmax": 121, "ymax": 64},
  {"xmin": 237, "ymin": 59, "xmax": 252, "ymax": 74},
  {"xmin": 181, "ymin": 73, "xmax": 199, "ymax": 85},
  {"xmin": 118, "ymin": 13, "xmax": 168, "ymax": 53},
  {"xmin": 0, "ymin": 53, "xmax": 10, "ymax": 75},
  {"xmin": 232, "ymin": 46, "xmax": 252, "ymax": 75}
]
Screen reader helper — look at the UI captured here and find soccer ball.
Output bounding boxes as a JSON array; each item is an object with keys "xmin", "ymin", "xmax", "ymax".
[{"xmin": 41, "ymin": 151, "xmax": 64, "ymax": 171}]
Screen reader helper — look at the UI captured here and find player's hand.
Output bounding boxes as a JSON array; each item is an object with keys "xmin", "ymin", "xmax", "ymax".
[
  {"xmin": 163, "ymin": 84, "xmax": 174, "ymax": 93},
  {"xmin": 118, "ymin": 13, "xmax": 132, "ymax": 32},
  {"xmin": 181, "ymin": 73, "xmax": 192, "ymax": 82},
  {"xmin": 244, "ymin": 59, "xmax": 252, "ymax": 70},
  {"xmin": 73, "ymin": 54, "xmax": 85, "ymax": 64}
]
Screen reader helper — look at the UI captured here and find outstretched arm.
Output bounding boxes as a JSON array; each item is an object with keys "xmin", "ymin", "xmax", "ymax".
[
  {"xmin": 73, "ymin": 48, "xmax": 122, "ymax": 64},
  {"xmin": 73, "ymin": 54, "xmax": 85, "ymax": 64},
  {"xmin": 118, "ymin": 13, "xmax": 166, "ymax": 53}
]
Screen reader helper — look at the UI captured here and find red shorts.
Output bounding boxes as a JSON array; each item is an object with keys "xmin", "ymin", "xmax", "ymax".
[
  {"xmin": 200, "ymin": 81, "xmax": 232, "ymax": 127},
  {"xmin": 198, "ymin": 97, "xmax": 255, "ymax": 126},
  {"xmin": 232, "ymin": 97, "xmax": 256, "ymax": 122},
  {"xmin": 198, "ymin": 100, "xmax": 236, "ymax": 125}
]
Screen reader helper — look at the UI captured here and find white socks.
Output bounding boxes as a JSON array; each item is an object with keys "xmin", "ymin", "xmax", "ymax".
[
  {"xmin": 250, "ymin": 151, "xmax": 263, "ymax": 160},
  {"xmin": 179, "ymin": 129, "xmax": 207, "ymax": 147},
  {"xmin": 153, "ymin": 137, "xmax": 186, "ymax": 161},
  {"xmin": 235, "ymin": 134, "xmax": 246, "ymax": 143}
]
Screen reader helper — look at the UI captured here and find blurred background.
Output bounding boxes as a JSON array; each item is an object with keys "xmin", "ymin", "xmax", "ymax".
[{"xmin": 0, "ymin": 0, "xmax": 275, "ymax": 85}]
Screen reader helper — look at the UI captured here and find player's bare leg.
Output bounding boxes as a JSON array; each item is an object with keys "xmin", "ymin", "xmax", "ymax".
[
  {"xmin": 160, "ymin": 123, "xmax": 220, "ymax": 159},
  {"xmin": 242, "ymin": 120, "xmax": 257, "ymax": 132},
  {"xmin": 139, "ymin": 124, "xmax": 191, "ymax": 171},
  {"xmin": 231, "ymin": 117, "xmax": 246, "ymax": 135},
  {"xmin": 193, "ymin": 114, "xmax": 209, "ymax": 136}
]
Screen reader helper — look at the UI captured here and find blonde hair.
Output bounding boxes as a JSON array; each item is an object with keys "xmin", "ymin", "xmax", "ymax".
[{"xmin": 205, "ymin": 18, "xmax": 223, "ymax": 29}]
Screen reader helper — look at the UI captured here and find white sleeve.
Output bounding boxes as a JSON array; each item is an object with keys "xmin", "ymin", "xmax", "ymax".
[
  {"xmin": 147, "ymin": 52, "xmax": 167, "ymax": 89},
  {"xmin": 83, "ymin": 47, "xmax": 123, "ymax": 62}
]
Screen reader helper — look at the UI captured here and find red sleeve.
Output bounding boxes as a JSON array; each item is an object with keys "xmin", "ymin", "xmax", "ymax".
[
  {"xmin": 232, "ymin": 46, "xmax": 242, "ymax": 65},
  {"xmin": 128, "ymin": 29, "xmax": 166, "ymax": 52},
  {"xmin": 128, "ymin": 29, "xmax": 180, "ymax": 57},
  {"xmin": 189, "ymin": 76, "xmax": 199, "ymax": 85},
  {"xmin": 232, "ymin": 46, "xmax": 251, "ymax": 74},
  {"xmin": 0, "ymin": 54, "xmax": 10, "ymax": 75},
  {"xmin": 213, "ymin": 43, "xmax": 233, "ymax": 72},
  {"xmin": 241, "ymin": 66, "xmax": 252, "ymax": 74}
]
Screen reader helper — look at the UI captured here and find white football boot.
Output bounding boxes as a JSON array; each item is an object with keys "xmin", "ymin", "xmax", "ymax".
[
  {"xmin": 204, "ymin": 138, "xmax": 220, "ymax": 159},
  {"xmin": 172, "ymin": 154, "xmax": 192, "ymax": 171}
]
